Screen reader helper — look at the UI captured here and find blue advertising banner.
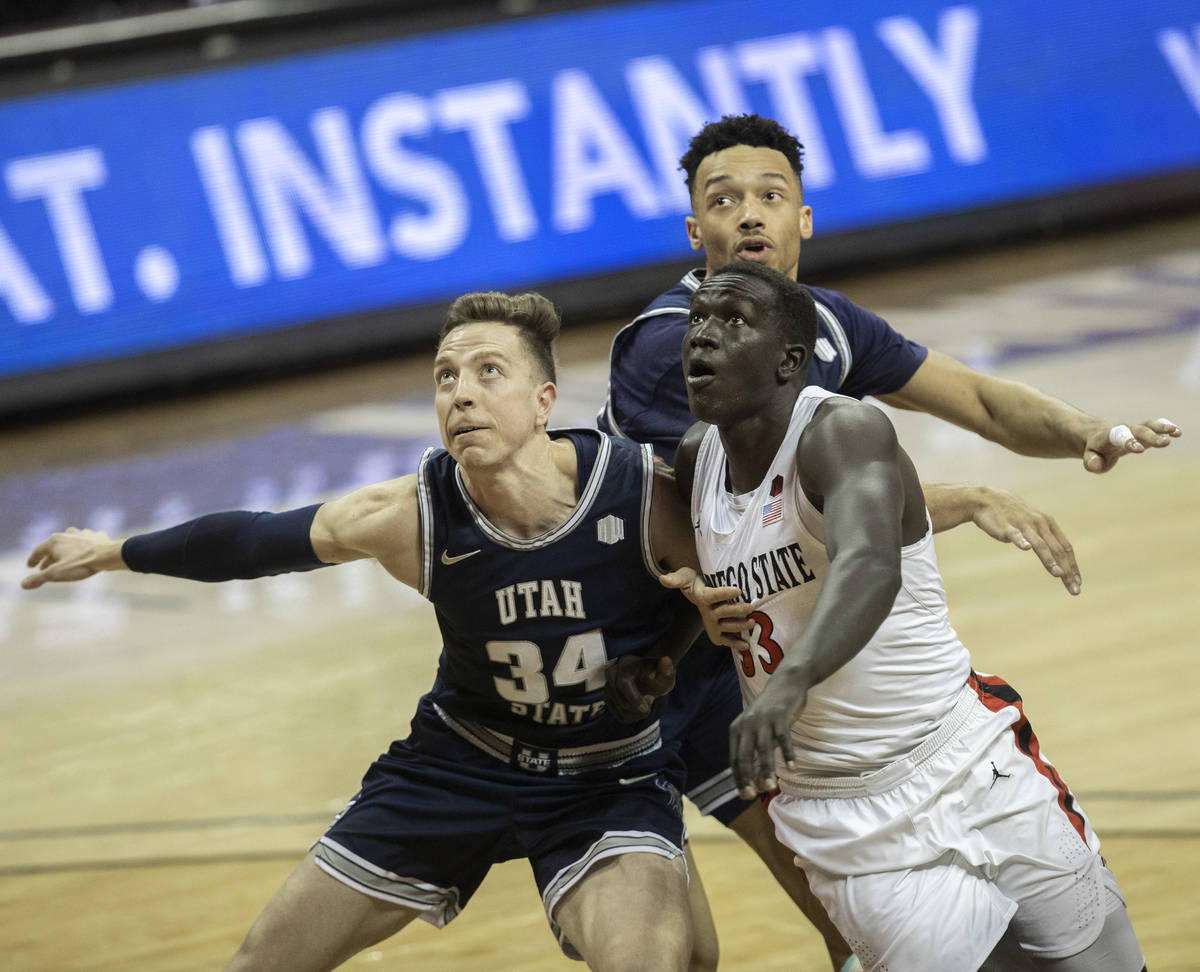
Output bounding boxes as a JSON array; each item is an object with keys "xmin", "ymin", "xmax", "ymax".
[{"xmin": 1, "ymin": 0, "xmax": 1198, "ymax": 380}]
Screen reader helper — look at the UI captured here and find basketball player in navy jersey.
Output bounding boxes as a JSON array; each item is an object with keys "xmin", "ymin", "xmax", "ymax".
[
  {"xmin": 22, "ymin": 291, "xmax": 746, "ymax": 972},
  {"xmin": 599, "ymin": 113, "xmax": 1179, "ymax": 971},
  {"xmin": 670, "ymin": 261, "xmax": 1146, "ymax": 970}
]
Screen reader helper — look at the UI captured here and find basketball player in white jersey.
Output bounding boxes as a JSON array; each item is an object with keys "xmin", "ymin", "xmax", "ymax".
[{"xmin": 670, "ymin": 261, "xmax": 1146, "ymax": 970}]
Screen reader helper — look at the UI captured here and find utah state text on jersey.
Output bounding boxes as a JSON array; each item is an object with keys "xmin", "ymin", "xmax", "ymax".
[{"xmin": 495, "ymin": 578, "xmax": 585, "ymax": 624}]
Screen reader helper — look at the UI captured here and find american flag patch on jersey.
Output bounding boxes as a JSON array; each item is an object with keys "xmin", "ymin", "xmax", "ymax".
[{"xmin": 761, "ymin": 475, "xmax": 784, "ymax": 525}]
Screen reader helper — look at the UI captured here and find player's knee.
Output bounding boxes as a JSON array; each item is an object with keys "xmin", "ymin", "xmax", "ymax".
[{"xmin": 601, "ymin": 919, "xmax": 691, "ymax": 972}]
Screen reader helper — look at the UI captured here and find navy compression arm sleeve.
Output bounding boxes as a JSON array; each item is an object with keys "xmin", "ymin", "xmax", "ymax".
[{"xmin": 122, "ymin": 505, "xmax": 327, "ymax": 581}]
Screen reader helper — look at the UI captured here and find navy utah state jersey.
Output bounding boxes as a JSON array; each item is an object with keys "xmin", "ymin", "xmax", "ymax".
[{"xmin": 417, "ymin": 429, "xmax": 680, "ymax": 751}]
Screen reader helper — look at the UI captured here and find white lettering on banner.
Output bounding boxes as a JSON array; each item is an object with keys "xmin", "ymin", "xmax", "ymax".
[
  {"xmin": 361, "ymin": 93, "xmax": 469, "ymax": 261},
  {"xmin": 734, "ymin": 33, "xmax": 835, "ymax": 188},
  {"xmin": 878, "ymin": 7, "xmax": 987, "ymax": 165},
  {"xmin": 552, "ymin": 68, "xmax": 662, "ymax": 233},
  {"xmin": 626, "ymin": 56, "xmax": 714, "ymax": 211},
  {"xmin": 191, "ymin": 126, "xmax": 270, "ymax": 288},
  {"xmin": 695, "ymin": 45, "xmax": 754, "ymax": 119},
  {"xmin": 823, "ymin": 27, "xmax": 930, "ymax": 179},
  {"xmin": 5, "ymin": 148, "xmax": 112, "ymax": 313},
  {"xmin": 0, "ymin": 6, "xmax": 998, "ymax": 327},
  {"xmin": 1158, "ymin": 25, "xmax": 1200, "ymax": 116},
  {"xmin": 237, "ymin": 109, "xmax": 387, "ymax": 279},
  {"xmin": 0, "ymin": 220, "xmax": 53, "ymax": 323},
  {"xmin": 436, "ymin": 80, "xmax": 537, "ymax": 242}
]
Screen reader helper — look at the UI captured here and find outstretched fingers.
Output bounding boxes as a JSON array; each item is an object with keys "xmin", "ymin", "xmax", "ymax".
[
  {"xmin": 21, "ymin": 537, "xmax": 62, "ymax": 589},
  {"xmin": 20, "ymin": 529, "xmax": 114, "ymax": 590},
  {"xmin": 1136, "ymin": 417, "xmax": 1181, "ymax": 446},
  {"xmin": 1084, "ymin": 417, "xmax": 1181, "ymax": 473},
  {"xmin": 1009, "ymin": 513, "xmax": 1080, "ymax": 595},
  {"xmin": 973, "ymin": 489, "xmax": 1082, "ymax": 595}
]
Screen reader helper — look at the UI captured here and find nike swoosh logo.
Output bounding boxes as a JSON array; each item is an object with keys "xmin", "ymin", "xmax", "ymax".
[
  {"xmin": 441, "ymin": 548, "xmax": 481, "ymax": 565},
  {"xmin": 618, "ymin": 772, "xmax": 657, "ymax": 786}
]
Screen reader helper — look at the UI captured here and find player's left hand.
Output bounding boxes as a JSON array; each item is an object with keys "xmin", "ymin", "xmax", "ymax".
[
  {"xmin": 659, "ymin": 566, "xmax": 752, "ymax": 648},
  {"xmin": 971, "ymin": 487, "xmax": 1081, "ymax": 595},
  {"xmin": 604, "ymin": 654, "xmax": 676, "ymax": 724},
  {"xmin": 729, "ymin": 668, "xmax": 808, "ymax": 798},
  {"xmin": 1083, "ymin": 417, "xmax": 1180, "ymax": 474}
]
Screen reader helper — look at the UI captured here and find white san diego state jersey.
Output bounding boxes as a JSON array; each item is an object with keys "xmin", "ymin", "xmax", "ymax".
[{"xmin": 691, "ymin": 386, "xmax": 970, "ymax": 779}]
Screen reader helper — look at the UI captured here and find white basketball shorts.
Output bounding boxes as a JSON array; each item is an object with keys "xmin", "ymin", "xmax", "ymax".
[{"xmin": 768, "ymin": 675, "xmax": 1131, "ymax": 971}]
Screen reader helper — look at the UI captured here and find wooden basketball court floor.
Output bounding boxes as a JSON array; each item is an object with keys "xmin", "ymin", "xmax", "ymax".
[{"xmin": 2, "ymin": 214, "xmax": 1197, "ymax": 970}]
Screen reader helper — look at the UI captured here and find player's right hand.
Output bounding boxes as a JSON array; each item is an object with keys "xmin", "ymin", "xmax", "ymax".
[
  {"xmin": 21, "ymin": 528, "xmax": 124, "ymax": 589},
  {"xmin": 659, "ymin": 566, "xmax": 752, "ymax": 648},
  {"xmin": 729, "ymin": 669, "xmax": 807, "ymax": 798}
]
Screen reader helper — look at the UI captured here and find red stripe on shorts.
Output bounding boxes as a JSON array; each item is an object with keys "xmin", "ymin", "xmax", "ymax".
[{"xmin": 967, "ymin": 670, "xmax": 1088, "ymax": 843}]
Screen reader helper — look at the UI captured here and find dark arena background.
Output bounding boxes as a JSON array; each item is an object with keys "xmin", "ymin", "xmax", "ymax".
[{"xmin": 2, "ymin": 2, "xmax": 1198, "ymax": 968}]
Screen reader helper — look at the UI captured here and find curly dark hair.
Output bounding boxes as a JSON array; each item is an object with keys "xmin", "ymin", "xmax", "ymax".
[
  {"xmin": 679, "ymin": 114, "xmax": 806, "ymax": 198},
  {"xmin": 440, "ymin": 291, "xmax": 560, "ymax": 384}
]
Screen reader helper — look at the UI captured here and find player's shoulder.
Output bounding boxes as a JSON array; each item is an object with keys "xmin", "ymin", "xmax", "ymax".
[
  {"xmin": 641, "ymin": 267, "xmax": 703, "ymax": 315},
  {"xmin": 800, "ymin": 283, "xmax": 871, "ymax": 323},
  {"xmin": 672, "ymin": 420, "xmax": 710, "ymax": 497},
  {"xmin": 807, "ymin": 393, "xmax": 895, "ymax": 447},
  {"xmin": 556, "ymin": 426, "xmax": 649, "ymax": 474},
  {"xmin": 598, "ymin": 428, "xmax": 654, "ymax": 472},
  {"xmin": 316, "ymin": 474, "xmax": 418, "ymax": 562},
  {"xmin": 340, "ymin": 474, "xmax": 419, "ymax": 518},
  {"xmin": 608, "ymin": 272, "xmax": 697, "ymax": 372},
  {"xmin": 623, "ymin": 269, "xmax": 700, "ymax": 336}
]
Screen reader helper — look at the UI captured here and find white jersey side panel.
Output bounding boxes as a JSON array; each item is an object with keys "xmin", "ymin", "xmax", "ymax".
[{"xmin": 691, "ymin": 386, "xmax": 970, "ymax": 778}]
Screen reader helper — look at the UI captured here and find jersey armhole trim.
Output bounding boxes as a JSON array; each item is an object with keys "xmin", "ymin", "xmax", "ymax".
[
  {"xmin": 814, "ymin": 301, "xmax": 852, "ymax": 388},
  {"xmin": 416, "ymin": 447, "xmax": 436, "ymax": 599},
  {"xmin": 639, "ymin": 443, "xmax": 662, "ymax": 578}
]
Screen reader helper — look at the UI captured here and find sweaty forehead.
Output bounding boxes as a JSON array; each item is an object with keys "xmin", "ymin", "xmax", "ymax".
[
  {"xmin": 696, "ymin": 145, "xmax": 797, "ymax": 187},
  {"xmin": 693, "ymin": 274, "xmax": 773, "ymax": 309},
  {"xmin": 436, "ymin": 321, "xmax": 522, "ymax": 361}
]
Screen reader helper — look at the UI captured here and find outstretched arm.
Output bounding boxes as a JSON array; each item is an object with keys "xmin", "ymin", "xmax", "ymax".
[
  {"xmin": 729, "ymin": 400, "xmax": 908, "ymax": 798},
  {"xmin": 879, "ymin": 349, "xmax": 1180, "ymax": 472},
  {"xmin": 22, "ymin": 505, "xmax": 327, "ymax": 590},
  {"xmin": 923, "ymin": 482, "xmax": 1081, "ymax": 595},
  {"xmin": 22, "ymin": 475, "xmax": 423, "ymax": 592}
]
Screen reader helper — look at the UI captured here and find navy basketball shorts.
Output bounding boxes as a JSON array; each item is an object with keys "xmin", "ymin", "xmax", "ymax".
[
  {"xmin": 660, "ymin": 639, "xmax": 757, "ymax": 827},
  {"xmin": 313, "ymin": 700, "xmax": 686, "ymax": 958}
]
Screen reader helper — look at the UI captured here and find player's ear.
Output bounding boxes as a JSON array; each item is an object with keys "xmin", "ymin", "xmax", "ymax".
[
  {"xmin": 778, "ymin": 344, "xmax": 809, "ymax": 383},
  {"xmin": 797, "ymin": 204, "xmax": 814, "ymax": 240},
  {"xmin": 685, "ymin": 215, "xmax": 703, "ymax": 252},
  {"xmin": 534, "ymin": 380, "xmax": 557, "ymax": 429}
]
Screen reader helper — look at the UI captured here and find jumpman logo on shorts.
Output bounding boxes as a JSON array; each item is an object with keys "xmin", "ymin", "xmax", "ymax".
[{"xmin": 989, "ymin": 761, "xmax": 1011, "ymax": 789}]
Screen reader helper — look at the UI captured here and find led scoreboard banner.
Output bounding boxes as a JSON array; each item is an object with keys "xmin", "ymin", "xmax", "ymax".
[{"xmin": 1, "ymin": 0, "xmax": 1198, "ymax": 409}]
